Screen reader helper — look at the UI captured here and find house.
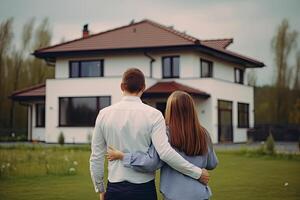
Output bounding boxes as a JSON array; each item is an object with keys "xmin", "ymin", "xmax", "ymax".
[{"xmin": 11, "ymin": 19, "xmax": 265, "ymax": 144}]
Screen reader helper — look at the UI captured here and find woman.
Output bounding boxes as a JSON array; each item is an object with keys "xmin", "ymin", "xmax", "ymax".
[{"xmin": 107, "ymin": 91, "xmax": 218, "ymax": 200}]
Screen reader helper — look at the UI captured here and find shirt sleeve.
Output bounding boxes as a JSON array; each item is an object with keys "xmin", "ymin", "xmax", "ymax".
[
  {"xmin": 122, "ymin": 143, "xmax": 164, "ymax": 173},
  {"xmin": 151, "ymin": 112, "xmax": 203, "ymax": 179},
  {"xmin": 89, "ymin": 112, "xmax": 107, "ymax": 193}
]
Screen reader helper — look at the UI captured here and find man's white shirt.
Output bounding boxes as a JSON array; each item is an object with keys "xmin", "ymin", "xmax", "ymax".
[{"xmin": 90, "ymin": 96, "xmax": 202, "ymax": 192}]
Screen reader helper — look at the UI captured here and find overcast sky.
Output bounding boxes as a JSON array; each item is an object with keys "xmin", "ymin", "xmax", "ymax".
[{"xmin": 1, "ymin": 0, "xmax": 299, "ymax": 85}]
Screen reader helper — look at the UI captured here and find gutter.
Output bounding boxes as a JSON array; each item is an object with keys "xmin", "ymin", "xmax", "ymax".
[{"xmin": 144, "ymin": 52, "xmax": 156, "ymax": 78}]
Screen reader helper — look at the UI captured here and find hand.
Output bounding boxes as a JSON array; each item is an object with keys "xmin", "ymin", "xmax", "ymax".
[
  {"xmin": 99, "ymin": 192, "xmax": 105, "ymax": 200},
  {"xmin": 107, "ymin": 146, "xmax": 125, "ymax": 161},
  {"xmin": 199, "ymin": 168, "xmax": 210, "ymax": 185}
]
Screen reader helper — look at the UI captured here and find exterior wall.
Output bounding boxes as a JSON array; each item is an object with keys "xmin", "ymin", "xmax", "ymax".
[
  {"xmin": 177, "ymin": 78, "xmax": 254, "ymax": 143},
  {"xmin": 43, "ymin": 50, "xmax": 255, "ymax": 143},
  {"xmin": 31, "ymin": 103, "xmax": 45, "ymax": 141},
  {"xmin": 45, "ymin": 77, "xmax": 156, "ymax": 143},
  {"xmin": 55, "ymin": 53, "xmax": 151, "ymax": 79}
]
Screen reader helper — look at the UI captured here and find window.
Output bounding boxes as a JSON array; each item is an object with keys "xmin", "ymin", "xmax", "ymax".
[
  {"xmin": 162, "ymin": 56, "xmax": 180, "ymax": 78},
  {"xmin": 200, "ymin": 59, "xmax": 213, "ymax": 77},
  {"xmin": 234, "ymin": 68, "xmax": 244, "ymax": 84},
  {"xmin": 238, "ymin": 103, "xmax": 249, "ymax": 128},
  {"xmin": 36, "ymin": 103, "xmax": 45, "ymax": 127},
  {"xmin": 59, "ymin": 96, "xmax": 111, "ymax": 127},
  {"xmin": 70, "ymin": 60, "xmax": 104, "ymax": 78}
]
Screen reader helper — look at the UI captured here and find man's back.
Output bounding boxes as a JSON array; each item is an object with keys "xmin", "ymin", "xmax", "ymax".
[{"xmin": 97, "ymin": 96, "xmax": 162, "ymax": 183}]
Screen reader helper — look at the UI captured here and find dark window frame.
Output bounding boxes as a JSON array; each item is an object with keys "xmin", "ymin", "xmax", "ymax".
[
  {"xmin": 69, "ymin": 60, "xmax": 104, "ymax": 78},
  {"xmin": 162, "ymin": 56, "xmax": 180, "ymax": 78},
  {"xmin": 234, "ymin": 68, "xmax": 244, "ymax": 84},
  {"xmin": 217, "ymin": 99, "xmax": 233, "ymax": 142},
  {"xmin": 237, "ymin": 102, "xmax": 249, "ymax": 128},
  {"xmin": 200, "ymin": 59, "xmax": 213, "ymax": 78},
  {"xmin": 58, "ymin": 96, "xmax": 111, "ymax": 127},
  {"xmin": 35, "ymin": 103, "xmax": 45, "ymax": 127}
]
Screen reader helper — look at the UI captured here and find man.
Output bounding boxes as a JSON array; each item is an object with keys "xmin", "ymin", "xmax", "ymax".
[{"xmin": 90, "ymin": 68, "xmax": 209, "ymax": 200}]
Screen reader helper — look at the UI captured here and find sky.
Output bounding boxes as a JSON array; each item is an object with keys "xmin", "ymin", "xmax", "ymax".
[{"xmin": 0, "ymin": 0, "xmax": 299, "ymax": 85}]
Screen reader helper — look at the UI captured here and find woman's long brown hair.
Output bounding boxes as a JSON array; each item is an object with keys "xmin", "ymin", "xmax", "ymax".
[{"xmin": 165, "ymin": 91, "xmax": 208, "ymax": 156}]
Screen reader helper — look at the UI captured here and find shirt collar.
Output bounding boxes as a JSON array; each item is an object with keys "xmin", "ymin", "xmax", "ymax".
[{"xmin": 122, "ymin": 95, "xmax": 142, "ymax": 102}]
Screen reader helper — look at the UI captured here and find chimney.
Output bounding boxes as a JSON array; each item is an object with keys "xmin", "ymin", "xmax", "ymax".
[{"xmin": 82, "ymin": 24, "xmax": 89, "ymax": 38}]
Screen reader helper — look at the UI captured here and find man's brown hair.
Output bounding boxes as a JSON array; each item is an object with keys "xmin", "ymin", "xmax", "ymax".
[
  {"xmin": 165, "ymin": 91, "xmax": 209, "ymax": 156},
  {"xmin": 122, "ymin": 68, "xmax": 145, "ymax": 93}
]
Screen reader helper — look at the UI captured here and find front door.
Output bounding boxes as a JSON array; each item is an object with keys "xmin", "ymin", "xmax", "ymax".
[
  {"xmin": 156, "ymin": 102, "xmax": 167, "ymax": 116},
  {"xmin": 218, "ymin": 100, "xmax": 233, "ymax": 142}
]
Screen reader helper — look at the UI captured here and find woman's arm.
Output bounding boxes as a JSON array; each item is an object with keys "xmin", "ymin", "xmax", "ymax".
[
  {"xmin": 107, "ymin": 144, "xmax": 163, "ymax": 173},
  {"xmin": 204, "ymin": 129, "xmax": 218, "ymax": 170}
]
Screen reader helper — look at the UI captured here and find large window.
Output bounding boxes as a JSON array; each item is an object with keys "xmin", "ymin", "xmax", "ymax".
[
  {"xmin": 238, "ymin": 103, "xmax": 249, "ymax": 128},
  {"xmin": 36, "ymin": 103, "xmax": 45, "ymax": 127},
  {"xmin": 70, "ymin": 60, "xmax": 104, "ymax": 78},
  {"xmin": 234, "ymin": 68, "xmax": 244, "ymax": 84},
  {"xmin": 59, "ymin": 96, "xmax": 111, "ymax": 127},
  {"xmin": 200, "ymin": 59, "xmax": 213, "ymax": 77},
  {"xmin": 162, "ymin": 56, "xmax": 180, "ymax": 78}
]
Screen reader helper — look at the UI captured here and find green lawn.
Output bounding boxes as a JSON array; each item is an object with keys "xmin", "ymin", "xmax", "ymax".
[{"xmin": 0, "ymin": 146, "xmax": 299, "ymax": 200}]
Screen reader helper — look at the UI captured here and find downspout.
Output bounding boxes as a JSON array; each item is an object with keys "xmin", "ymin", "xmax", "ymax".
[{"xmin": 144, "ymin": 52, "xmax": 155, "ymax": 78}]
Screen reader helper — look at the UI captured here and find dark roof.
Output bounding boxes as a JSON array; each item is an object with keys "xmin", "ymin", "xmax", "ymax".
[
  {"xmin": 11, "ymin": 83, "xmax": 45, "ymax": 101},
  {"xmin": 142, "ymin": 81, "xmax": 210, "ymax": 98},
  {"xmin": 34, "ymin": 19, "xmax": 264, "ymax": 68}
]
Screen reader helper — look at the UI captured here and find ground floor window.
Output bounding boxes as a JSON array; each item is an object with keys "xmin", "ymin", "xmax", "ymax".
[
  {"xmin": 238, "ymin": 102, "xmax": 249, "ymax": 128},
  {"xmin": 36, "ymin": 103, "xmax": 45, "ymax": 127},
  {"xmin": 59, "ymin": 96, "xmax": 111, "ymax": 127}
]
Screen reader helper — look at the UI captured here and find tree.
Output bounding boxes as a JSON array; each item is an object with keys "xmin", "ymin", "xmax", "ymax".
[
  {"xmin": 9, "ymin": 18, "xmax": 35, "ymax": 130},
  {"xmin": 271, "ymin": 19, "xmax": 298, "ymax": 124},
  {"xmin": 0, "ymin": 18, "xmax": 13, "ymax": 110},
  {"xmin": 30, "ymin": 18, "xmax": 53, "ymax": 84},
  {"xmin": 294, "ymin": 51, "xmax": 300, "ymax": 91},
  {"xmin": 247, "ymin": 69, "xmax": 257, "ymax": 87}
]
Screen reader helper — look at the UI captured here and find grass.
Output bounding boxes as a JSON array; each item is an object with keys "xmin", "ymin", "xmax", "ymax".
[{"xmin": 0, "ymin": 146, "xmax": 299, "ymax": 200}]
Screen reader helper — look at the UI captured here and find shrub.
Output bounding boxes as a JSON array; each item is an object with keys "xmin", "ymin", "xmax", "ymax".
[
  {"xmin": 58, "ymin": 132, "xmax": 65, "ymax": 146},
  {"xmin": 265, "ymin": 134, "xmax": 275, "ymax": 155}
]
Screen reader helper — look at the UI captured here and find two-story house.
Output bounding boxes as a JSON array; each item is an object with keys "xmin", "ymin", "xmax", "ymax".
[{"xmin": 11, "ymin": 19, "xmax": 264, "ymax": 144}]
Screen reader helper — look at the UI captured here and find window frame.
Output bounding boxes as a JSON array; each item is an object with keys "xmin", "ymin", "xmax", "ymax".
[
  {"xmin": 162, "ymin": 56, "xmax": 180, "ymax": 78},
  {"xmin": 237, "ymin": 102, "xmax": 249, "ymax": 128},
  {"xmin": 234, "ymin": 68, "xmax": 244, "ymax": 84},
  {"xmin": 200, "ymin": 59, "xmax": 213, "ymax": 78},
  {"xmin": 35, "ymin": 103, "xmax": 45, "ymax": 127},
  {"xmin": 69, "ymin": 60, "xmax": 104, "ymax": 78},
  {"xmin": 58, "ymin": 96, "xmax": 111, "ymax": 127}
]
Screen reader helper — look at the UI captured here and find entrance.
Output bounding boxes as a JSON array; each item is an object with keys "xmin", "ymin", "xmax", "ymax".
[
  {"xmin": 156, "ymin": 102, "xmax": 167, "ymax": 116},
  {"xmin": 218, "ymin": 100, "xmax": 233, "ymax": 142}
]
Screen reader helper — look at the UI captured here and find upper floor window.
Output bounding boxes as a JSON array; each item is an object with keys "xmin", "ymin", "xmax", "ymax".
[
  {"xmin": 59, "ymin": 96, "xmax": 111, "ymax": 127},
  {"xmin": 238, "ymin": 103, "xmax": 249, "ymax": 128},
  {"xmin": 234, "ymin": 68, "xmax": 244, "ymax": 84},
  {"xmin": 162, "ymin": 56, "xmax": 179, "ymax": 78},
  {"xmin": 200, "ymin": 59, "xmax": 213, "ymax": 77},
  {"xmin": 69, "ymin": 60, "xmax": 104, "ymax": 78},
  {"xmin": 36, "ymin": 103, "xmax": 45, "ymax": 127}
]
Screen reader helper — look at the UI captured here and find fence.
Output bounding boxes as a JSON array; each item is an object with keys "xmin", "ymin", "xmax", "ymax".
[{"xmin": 247, "ymin": 124, "xmax": 300, "ymax": 142}]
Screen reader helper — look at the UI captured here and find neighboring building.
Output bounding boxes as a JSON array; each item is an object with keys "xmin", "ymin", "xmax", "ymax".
[{"xmin": 11, "ymin": 19, "xmax": 264, "ymax": 144}]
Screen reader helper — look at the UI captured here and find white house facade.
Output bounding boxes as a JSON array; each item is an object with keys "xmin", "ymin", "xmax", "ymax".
[{"xmin": 11, "ymin": 19, "xmax": 264, "ymax": 144}]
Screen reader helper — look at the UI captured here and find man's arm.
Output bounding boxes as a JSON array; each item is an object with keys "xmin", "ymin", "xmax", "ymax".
[
  {"xmin": 151, "ymin": 112, "xmax": 203, "ymax": 180},
  {"xmin": 89, "ymin": 113, "xmax": 107, "ymax": 194}
]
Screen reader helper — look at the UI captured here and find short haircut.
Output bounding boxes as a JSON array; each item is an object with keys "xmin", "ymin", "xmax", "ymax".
[{"xmin": 122, "ymin": 68, "xmax": 145, "ymax": 93}]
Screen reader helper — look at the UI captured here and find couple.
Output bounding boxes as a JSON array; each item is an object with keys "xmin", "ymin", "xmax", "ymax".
[{"xmin": 90, "ymin": 68, "xmax": 218, "ymax": 200}]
